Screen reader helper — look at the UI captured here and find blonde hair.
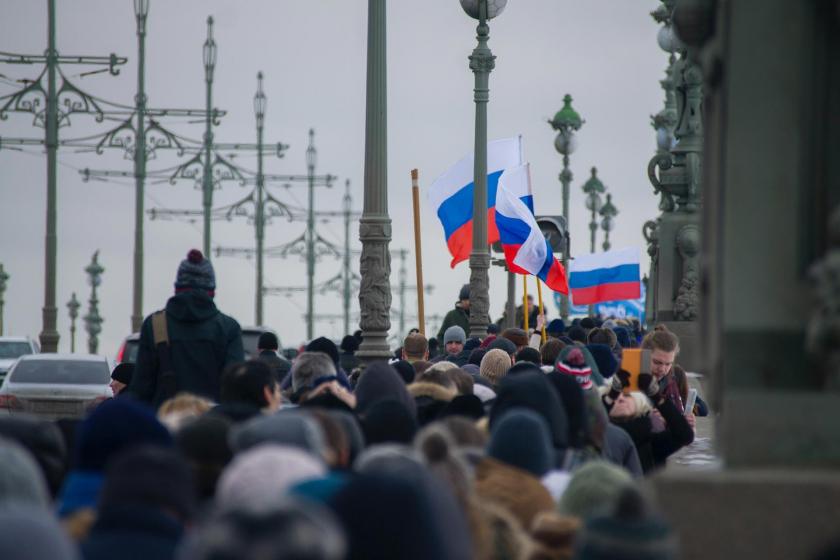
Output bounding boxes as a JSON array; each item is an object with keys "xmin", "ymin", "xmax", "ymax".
[
  {"xmin": 626, "ymin": 391, "xmax": 653, "ymax": 417},
  {"xmin": 157, "ymin": 392, "xmax": 213, "ymax": 432}
]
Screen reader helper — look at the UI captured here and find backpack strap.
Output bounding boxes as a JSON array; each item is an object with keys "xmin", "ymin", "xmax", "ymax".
[
  {"xmin": 151, "ymin": 310, "xmax": 177, "ymax": 400},
  {"xmin": 152, "ymin": 310, "xmax": 169, "ymax": 345}
]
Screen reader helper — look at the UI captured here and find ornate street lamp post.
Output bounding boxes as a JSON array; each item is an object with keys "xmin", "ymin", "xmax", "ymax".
[
  {"xmin": 0, "ymin": 264, "xmax": 8, "ymax": 336},
  {"xmin": 549, "ymin": 94, "xmax": 583, "ymax": 321},
  {"xmin": 66, "ymin": 293, "xmax": 80, "ymax": 353},
  {"xmin": 583, "ymin": 167, "xmax": 605, "ymax": 316},
  {"xmin": 201, "ymin": 16, "xmax": 217, "ymax": 257},
  {"xmin": 583, "ymin": 167, "xmax": 605, "ymax": 254},
  {"xmin": 460, "ymin": 0, "xmax": 508, "ymax": 339},
  {"xmin": 253, "ymin": 72, "xmax": 267, "ymax": 326},
  {"xmin": 599, "ymin": 193, "xmax": 618, "ymax": 252},
  {"xmin": 357, "ymin": 0, "xmax": 393, "ymax": 363},
  {"xmin": 83, "ymin": 252, "xmax": 104, "ymax": 355},
  {"xmin": 131, "ymin": 0, "xmax": 149, "ymax": 332}
]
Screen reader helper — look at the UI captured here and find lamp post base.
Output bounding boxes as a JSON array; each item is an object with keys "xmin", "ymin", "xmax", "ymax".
[
  {"xmin": 468, "ymin": 250, "xmax": 490, "ymax": 339},
  {"xmin": 39, "ymin": 306, "xmax": 59, "ymax": 353}
]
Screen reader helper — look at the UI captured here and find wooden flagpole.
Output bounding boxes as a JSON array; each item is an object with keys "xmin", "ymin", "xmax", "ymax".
[
  {"xmin": 523, "ymin": 275, "xmax": 529, "ymax": 332},
  {"xmin": 536, "ymin": 279, "xmax": 547, "ymax": 344},
  {"xmin": 411, "ymin": 169, "xmax": 425, "ymax": 335}
]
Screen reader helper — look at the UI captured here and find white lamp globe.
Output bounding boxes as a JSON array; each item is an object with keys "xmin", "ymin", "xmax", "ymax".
[{"xmin": 460, "ymin": 0, "xmax": 508, "ymax": 20}]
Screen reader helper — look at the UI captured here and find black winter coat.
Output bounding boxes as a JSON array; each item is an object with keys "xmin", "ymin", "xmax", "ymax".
[
  {"xmin": 126, "ymin": 290, "xmax": 244, "ymax": 408},
  {"xmin": 608, "ymin": 397, "xmax": 694, "ymax": 473}
]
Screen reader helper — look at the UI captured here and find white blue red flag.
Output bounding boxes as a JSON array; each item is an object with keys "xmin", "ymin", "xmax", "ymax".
[
  {"xmin": 569, "ymin": 247, "xmax": 641, "ymax": 305},
  {"xmin": 495, "ymin": 164, "xmax": 569, "ymax": 293},
  {"xmin": 429, "ymin": 137, "xmax": 523, "ymax": 268}
]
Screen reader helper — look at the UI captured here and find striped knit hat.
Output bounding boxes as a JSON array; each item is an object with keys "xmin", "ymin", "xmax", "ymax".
[{"xmin": 555, "ymin": 347, "xmax": 593, "ymax": 390}]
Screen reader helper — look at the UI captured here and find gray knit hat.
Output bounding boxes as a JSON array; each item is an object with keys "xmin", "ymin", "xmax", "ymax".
[
  {"xmin": 443, "ymin": 325, "xmax": 466, "ymax": 345},
  {"xmin": 0, "ymin": 437, "xmax": 50, "ymax": 508},
  {"xmin": 175, "ymin": 249, "xmax": 216, "ymax": 292}
]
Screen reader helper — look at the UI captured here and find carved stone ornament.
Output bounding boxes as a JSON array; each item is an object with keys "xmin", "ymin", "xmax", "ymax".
[
  {"xmin": 358, "ymin": 243, "xmax": 391, "ymax": 333},
  {"xmin": 674, "ymin": 224, "xmax": 700, "ymax": 321},
  {"xmin": 806, "ymin": 207, "xmax": 840, "ymax": 390}
]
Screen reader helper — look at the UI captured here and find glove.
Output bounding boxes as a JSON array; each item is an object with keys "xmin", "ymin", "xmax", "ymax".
[
  {"xmin": 637, "ymin": 373, "xmax": 660, "ymax": 399},
  {"xmin": 609, "ymin": 369, "xmax": 631, "ymax": 399}
]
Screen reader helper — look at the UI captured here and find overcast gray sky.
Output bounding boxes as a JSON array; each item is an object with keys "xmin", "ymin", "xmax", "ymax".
[{"xmin": 0, "ymin": 0, "xmax": 665, "ymax": 355}]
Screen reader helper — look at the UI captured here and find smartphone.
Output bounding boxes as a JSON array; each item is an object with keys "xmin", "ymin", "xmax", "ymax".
[
  {"xmin": 684, "ymin": 388, "xmax": 698, "ymax": 415},
  {"xmin": 618, "ymin": 349, "xmax": 651, "ymax": 393}
]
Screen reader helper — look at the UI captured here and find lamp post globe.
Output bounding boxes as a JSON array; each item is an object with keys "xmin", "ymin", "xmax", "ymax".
[
  {"xmin": 460, "ymin": 0, "xmax": 507, "ymax": 19},
  {"xmin": 202, "ymin": 16, "xmax": 217, "ymax": 79}
]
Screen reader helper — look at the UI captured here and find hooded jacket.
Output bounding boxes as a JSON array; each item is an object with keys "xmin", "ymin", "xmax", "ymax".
[
  {"xmin": 127, "ymin": 290, "xmax": 244, "ymax": 407},
  {"xmin": 489, "ymin": 368, "xmax": 569, "ymax": 467}
]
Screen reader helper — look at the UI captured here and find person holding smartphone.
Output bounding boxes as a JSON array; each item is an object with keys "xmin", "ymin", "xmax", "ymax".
[{"xmin": 601, "ymin": 369, "xmax": 695, "ymax": 474}]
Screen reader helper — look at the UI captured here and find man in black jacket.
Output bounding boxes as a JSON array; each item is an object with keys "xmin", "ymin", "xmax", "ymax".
[
  {"xmin": 126, "ymin": 250, "xmax": 244, "ymax": 408},
  {"xmin": 256, "ymin": 331, "xmax": 291, "ymax": 384}
]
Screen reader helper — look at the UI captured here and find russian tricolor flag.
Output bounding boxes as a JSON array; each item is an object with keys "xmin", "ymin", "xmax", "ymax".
[
  {"xmin": 569, "ymin": 248, "xmax": 642, "ymax": 305},
  {"xmin": 429, "ymin": 137, "xmax": 523, "ymax": 268},
  {"xmin": 495, "ymin": 164, "xmax": 569, "ymax": 293}
]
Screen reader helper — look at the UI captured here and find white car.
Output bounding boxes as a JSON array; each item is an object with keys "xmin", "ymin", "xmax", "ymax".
[
  {"xmin": 0, "ymin": 354, "xmax": 112, "ymax": 419},
  {"xmin": 0, "ymin": 336, "xmax": 39, "ymax": 386}
]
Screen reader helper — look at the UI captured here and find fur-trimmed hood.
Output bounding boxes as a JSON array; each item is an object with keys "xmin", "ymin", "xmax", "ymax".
[{"xmin": 407, "ymin": 382, "xmax": 457, "ymax": 403}]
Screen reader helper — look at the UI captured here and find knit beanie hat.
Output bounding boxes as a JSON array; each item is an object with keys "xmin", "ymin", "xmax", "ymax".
[
  {"xmin": 175, "ymin": 249, "xmax": 216, "ymax": 292},
  {"xmin": 360, "ymin": 399, "xmax": 418, "ymax": 446},
  {"xmin": 306, "ymin": 337, "xmax": 341, "ymax": 370},
  {"xmin": 229, "ymin": 411, "xmax": 326, "ymax": 457},
  {"xmin": 74, "ymin": 398, "xmax": 172, "ymax": 471},
  {"xmin": 613, "ymin": 326, "xmax": 633, "ymax": 348},
  {"xmin": 0, "ymin": 437, "xmax": 50, "ymax": 508},
  {"xmin": 0, "ymin": 507, "xmax": 79, "ymax": 560},
  {"xmin": 487, "ymin": 408, "xmax": 553, "ymax": 477},
  {"xmin": 468, "ymin": 348, "xmax": 487, "ymax": 366},
  {"xmin": 479, "ymin": 334, "xmax": 497, "ymax": 349},
  {"xmin": 480, "ymin": 348, "xmax": 512, "ymax": 385},
  {"xmin": 99, "ymin": 445, "xmax": 196, "ymax": 519},
  {"xmin": 458, "ymin": 283, "xmax": 470, "ymax": 301},
  {"xmin": 487, "ymin": 336, "xmax": 517, "ymax": 356},
  {"xmin": 586, "ymin": 343, "xmax": 619, "ymax": 378},
  {"xmin": 515, "ymin": 346, "xmax": 541, "ymax": 365},
  {"xmin": 558, "ymin": 460, "xmax": 634, "ymax": 519},
  {"xmin": 501, "ymin": 328, "xmax": 528, "ymax": 348},
  {"xmin": 110, "ymin": 362, "xmax": 134, "ymax": 385},
  {"xmin": 547, "ymin": 318, "xmax": 566, "ymax": 336},
  {"xmin": 573, "ymin": 487, "xmax": 677, "ymax": 560},
  {"xmin": 0, "ymin": 415, "xmax": 67, "ymax": 498},
  {"xmin": 555, "ymin": 347, "xmax": 593, "ymax": 390},
  {"xmin": 567, "ymin": 325, "xmax": 587, "ymax": 343},
  {"xmin": 443, "ymin": 325, "xmax": 466, "ymax": 345},
  {"xmin": 216, "ymin": 444, "xmax": 326, "ymax": 513},
  {"xmin": 174, "ymin": 415, "xmax": 233, "ymax": 501}
]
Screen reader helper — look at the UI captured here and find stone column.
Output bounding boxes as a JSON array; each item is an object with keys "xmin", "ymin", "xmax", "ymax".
[
  {"xmin": 356, "ymin": 0, "xmax": 392, "ymax": 364},
  {"xmin": 650, "ymin": 1, "xmax": 840, "ymax": 558}
]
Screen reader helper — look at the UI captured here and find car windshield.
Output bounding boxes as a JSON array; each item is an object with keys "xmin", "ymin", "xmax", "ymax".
[
  {"xmin": 10, "ymin": 360, "xmax": 109, "ymax": 385},
  {"xmin": 0, "ymin": 342, "xmax": 34, "ymax": 360}
]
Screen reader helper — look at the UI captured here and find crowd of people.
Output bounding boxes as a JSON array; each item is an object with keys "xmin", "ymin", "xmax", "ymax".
[{"xmin": 0, "ymin": 252, "xmax": 711, "ymax": 560}]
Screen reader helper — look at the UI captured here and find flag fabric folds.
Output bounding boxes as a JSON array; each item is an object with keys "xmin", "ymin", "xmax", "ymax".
[
  {"xmin": 429, "ymin": 137, "xmax": 523, "ymax": 268},
  {"xmin": 495, "ymin": 164, "xmax": 569, "ymax": 294},
  {"xmin": 569, "ymin": 247, "xmax": 641, "ymax": 305}
]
